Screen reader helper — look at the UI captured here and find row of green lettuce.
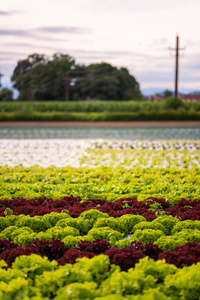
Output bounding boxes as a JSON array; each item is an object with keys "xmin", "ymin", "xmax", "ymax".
[
  {"xmin": 0, "ymin": 166, "xmax": 199, "ymax": 204},
  {"xmin": 79, "ymin": 149, "xmax": 200, "ymax": 169},
  {"xmin": 1, "ymin": 212, "xmax": 200, "ymax": 250},
  {"xmin": 0, "ymin": 254, "xmax": 199, "ymax": 300}
]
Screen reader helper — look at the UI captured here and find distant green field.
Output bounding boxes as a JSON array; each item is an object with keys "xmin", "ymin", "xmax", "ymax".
[
  {"xmin": 0, "ymin": 101, "xmax": 200, "ymax": 121},
  {"xmin": 1, "ymin": 100, "xmax": 200, "ymax": 112}
]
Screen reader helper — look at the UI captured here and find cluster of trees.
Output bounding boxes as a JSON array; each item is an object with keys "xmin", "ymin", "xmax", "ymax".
[
  {"xmin": 0, "ymin": 88, "xmax": 13, "ymax": 101},
  {"xmin": 9, "ymin": 53, "xmax": 142, "ymax": 101}
]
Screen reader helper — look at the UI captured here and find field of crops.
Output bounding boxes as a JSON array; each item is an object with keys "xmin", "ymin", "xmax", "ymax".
[
  {"xmin": 1, "ymin": 100, "xmax": 200, "ymax": 121},
  {"xmin": 0, "ymin": 128, "xmax": 200, "ymax": 299}
]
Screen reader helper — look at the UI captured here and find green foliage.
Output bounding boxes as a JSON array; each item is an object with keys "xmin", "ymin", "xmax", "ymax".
[
  {"xmin": 118, "ymin": 215, "xmax": 146, "ymax": 235},
  {"xmin": 94, "ymin": 295, "xmax": 126, "ymax": 300},
  {"xmin": 4, "ymin": 215, "xmax": 18, "ymax": 226},
  {"xmin": 126, "ymin": 289, "xmax": 172, "ymax": 299},
  {"xmin": 93, "ymin": 217, "xmax": 120, "ymax": 232},
  {"xmin": 131, "ymin": 229, "xmax": 165, "ymax": 244},
  {"xmin": 7, "ymin": 226, "xmax": 37, "ymax": 246},
  {"xmin": 1, "ymin": 211, "xmax": 200, "ymax": 250},
  {"xmin": 1, "ymin": 99, "xmax": 200, "ymax": 113},
  {"xmin": 42, "ymin": 212, "xmax": 70, "ymax": 226},
  {"xmin": 11, "ymin": 226, "xmax": 34, "ymax": 240},
  {"xmin": 0, "ymin": 217, "xmax": 10, "ymax": 231},
  {"xmin": 46, "ymin": 226, "xmax": 80, "ymax": 240},
  {"xmin": 1, "ymin": 165, "xmax": 199, "ymax": 205},
  {"xmin": 12, "ymin": 254, "xmax": 58, "ymax": 279},
  {"xmin": 87, "ymin": 227, "xmax": 123, "ymax": 242},
  {"xmin": 0, "ymin": 254, "xmax": 200, "ymax": 299},
  {"xmin": 155, "ymin": 236, "xmax": 187, "ymax": 251},
  {"xmin": 35, "ymin": 264, "xmax": 92, "ymax": 298},
  {"xmin": 62, "ymin": 235, "xmax": 94, "ymax": 248},
  {"xmin": 0, "ymin": 233, "xmax": 7, "ymax": 240},
  {"xmin": 163, "ymin": 96, "xmax": 184, "ymax": 110},
  {"xmin": 0, "ymin": 277, "xmax": 31, "ymax": 299},
  {"xmin": 133, "ymin": 221, "xmax": 166, "ymax": 234},
  {"xmin": 16, "ymin": 215, "xmax": 51, "ymax": 233},
  {"xmin": 0, "ymin": 87, "xmax": 14, "ymax": 101},
  {"xmin": 79, "ymin": 210, "xmax": 109, "ymax": 226},
  {"xmin": 14, "ymin": 232, "xmax": 37, "ymax": 247},
  {"xmin": 75, "ymin": 255, "xmax": 118, "ymax": 285},
  {"xmin": 164, "ymin": 262, "xmax": 200, "ymax": 299},
  {"xmin": 56, "ymin": 217, "xmax": 91, "ymax": 235},
  {"xmin": 172, "ymin": 220, "xmax": 200, "ymax": 234},
  {"xmin": 1, "ymin": 110, "xmax": 200, "ymax": 121},
  {"xmin": 0, "ymin": 266, "xmax": 24, "ymax": 283},
  {"xmin": 174, "ymin": 229, "xmax": 200, "ymax": 243},
  {"xmin": 135, "ymin": 256, "xmax": 177, "ymax": 283},
  {"xmin": 11, "ymin": 53, "xmax": 141, "ymax": 101},
  {"xmin": 114, "ymin": 239, "xmax": 132, "ymax": 248},
  {"xmin": 100, "ymin": 267, "xmax": 156, "ymax": 296},
  {"xmin": 151, "ymin": 216, "xmax": 180, "ymax": 235},
  {"xmin": 36, "ymin": 232, "xmax": 52, "ymax": 241},
  {"xmin": 1, "ymin": 226, "xmax": 18, "ymax": 239},
  {"xmin": 55, "ymin": 282, "xmax": 99, "ymax": 300},
  {"xmin": 163, "ymin": 90, "xmax": 173, "ymax": 98}
]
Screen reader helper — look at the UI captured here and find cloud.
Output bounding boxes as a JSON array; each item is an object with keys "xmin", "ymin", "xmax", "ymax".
[
  {"xmin": 0, "ymin": 10, "xmax": 20, "ymax": 16},
  {"xmin": 0, "ymin": 44, "xmax": 147, "ymax": 62},
  {"xmin": 0, "ymin": 29, "xmax": 68, "ymax": 42},
  {"xmin": 0, "ymin": 29, "xmax": 32, "ymax": 37},
  {"xmin": 0, "ymin": 50, "xmax": 26, "ymax": 61},
  {"xmin": 0, "ymin": 26, "xmax": 90, "ymax": 42},
  {"xmin": 34, "ymin": 26, "xmax": 91, "ymax": 34}
]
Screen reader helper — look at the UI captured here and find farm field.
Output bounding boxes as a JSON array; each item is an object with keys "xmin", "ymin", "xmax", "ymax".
[
  {"xmin": 0, "ymin": 127, "xmax": 200, "ymax": 299},
  {"xmin": 1, "ymin": 100, "xmax": 200, "ymax": 121}
]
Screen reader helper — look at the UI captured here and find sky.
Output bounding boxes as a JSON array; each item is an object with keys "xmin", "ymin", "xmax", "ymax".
[{"xmin": 0, "ymin": 0, "xmax": 200, "ymax": 96}]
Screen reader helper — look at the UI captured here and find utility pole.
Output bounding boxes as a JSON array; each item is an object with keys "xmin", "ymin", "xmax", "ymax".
[
  {"xmin": 169, "ymin": 34, "xmax": 186, "ymax": 97},
  {"xmin": 66, "ymin": 71, "xmax": 70, "ymax": 101}
]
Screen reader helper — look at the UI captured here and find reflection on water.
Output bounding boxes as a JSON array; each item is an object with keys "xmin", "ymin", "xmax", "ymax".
[{"xmin": 0, "ymin": 127, "xmax": 200, "ymax": 140}]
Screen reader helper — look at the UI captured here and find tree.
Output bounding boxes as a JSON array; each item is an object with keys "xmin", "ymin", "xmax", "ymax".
[
  {"xmin": 0, "ymin": 88, "xmax": 13, "ymax": 101},
  {"xmin": 71, "ymin": 63, "xmax": 142, "ymax": 100},
  {"xmin": 11, "ymin": 54, "xmax": 142, "ymax": 101},
  {"xmin": 11, "ymin": 53, "xmax": 75, "ymax": 100},
  {"xmin": 163, "ymin": 89, "xmax": 173, "ymax": 98},
  {"xmin": 163, "ymin": 96, "xmax": 184, "ymax": 110},
  {"xmin": 11, "ymin": 54, "xmax": 46, "ymax": 100}
]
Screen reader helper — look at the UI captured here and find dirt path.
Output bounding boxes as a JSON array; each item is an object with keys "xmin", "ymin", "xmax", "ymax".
[{"xmin": 0, "ymin": 121, "xmax": 200, "ymax": 128}]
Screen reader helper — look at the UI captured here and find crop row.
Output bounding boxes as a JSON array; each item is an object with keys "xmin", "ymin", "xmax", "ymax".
[
  {"xmin": 91, "ymin": 140, "xmax": 200, "ymax": 150},
  {"xmin": 1, "ymin": 140, "xmax": 200, "ymax": 168},
  {"xmin": 0, "ymin": 205, "xmax": 200, "ymax": 249},
  {"xmin": 0, "ymin": 166, "xmax": 199, "ymax": 203},
  {"xmin": 1, "ymin": 237, "xmax": 200, "ymax": 269},
  {"xmin": 0, "ymin": 156, "xmax": 200, "ymax": 298},
  {"xmin": 0, "ymin": 253, "xmax": 200, "ymax": 299},
  {"xmin": 1, "ymin": 100, "xmax": 200, "ymax": 112},
  {"xmin": 0, "ymin": 196, "xmax": 200, "ymax": 221},
  {"xmin": 79, "ymin": 149, "xmax": 200, "ymax": 169},
  {"xmin": 2, "ymin": 110, "xmax": 200, "ymax": 121},
  {"xmin": 1, "ymin": 140, "xmax": 199, "ymax": 151}
]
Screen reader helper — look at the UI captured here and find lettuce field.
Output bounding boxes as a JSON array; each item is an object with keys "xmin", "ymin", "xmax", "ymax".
[{"xmin": 0, "ymin": 127, "xmax": 200, "ymax": 299}]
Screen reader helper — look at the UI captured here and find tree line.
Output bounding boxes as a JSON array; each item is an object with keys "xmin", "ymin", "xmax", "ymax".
[{"xmin": 1, "ymin": 53, "xmax": 143, "ymax": 101}]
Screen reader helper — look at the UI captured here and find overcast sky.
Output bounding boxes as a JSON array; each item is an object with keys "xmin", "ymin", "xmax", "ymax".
[{"xmin": 0, "ymin": 0, "xmax": 200, "ymax": 95}]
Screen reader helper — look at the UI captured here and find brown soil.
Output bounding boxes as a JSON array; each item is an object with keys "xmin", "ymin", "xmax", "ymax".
[{"xmin": 0, "ymin": 121, "xmax": 200, "ymax": 128}]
